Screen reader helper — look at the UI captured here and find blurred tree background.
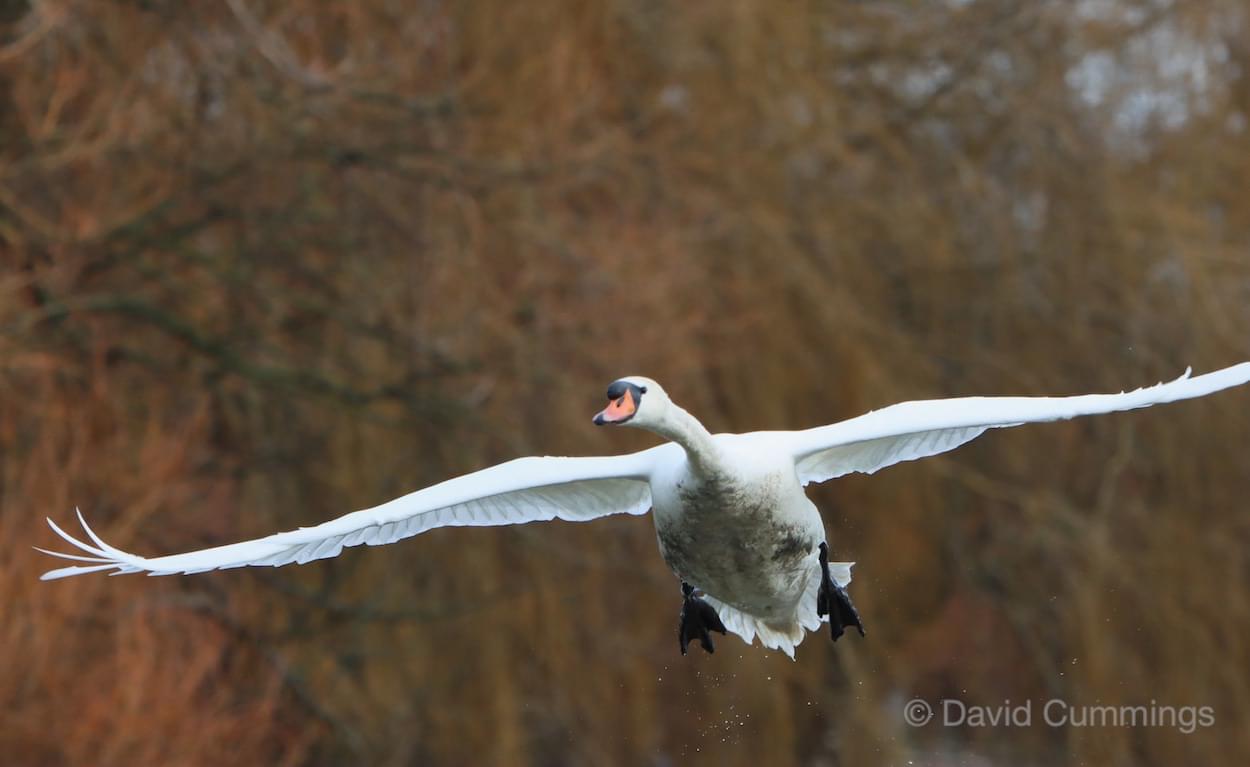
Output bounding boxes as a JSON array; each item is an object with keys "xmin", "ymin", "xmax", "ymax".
[{"xmin": 3, "ymin": 0, "xmax": 1249, "ymax": 764}]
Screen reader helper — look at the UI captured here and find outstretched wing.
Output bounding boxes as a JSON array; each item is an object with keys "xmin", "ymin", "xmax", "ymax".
[
  {"xmin": 790, "ymin": 363, "xmax": 1250, "ymax": 486},
  {"xmin": 39, "ymin": 444, "xmax": 673, "ymax": 579}
]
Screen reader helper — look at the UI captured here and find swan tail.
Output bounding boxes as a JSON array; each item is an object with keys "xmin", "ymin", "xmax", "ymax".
[{"xmin": 702, "ymin": 561, "xmax": 854, "ymax": 659}]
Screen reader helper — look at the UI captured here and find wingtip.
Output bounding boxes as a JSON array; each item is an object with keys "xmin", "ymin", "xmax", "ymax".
[
  {"xmin": 32, "ymin": 545, "xmax": 111, "ymax": 564},
  {"xmin": 40, "ymin": 563, "xmax": 118, "ymax": 580},
  {"xmin": 76, "ymin": 507, "xmax": 108, "ymax": 550},
  {"xmin": 45, "ymin": 515, "xmax": 108, "ymax": 558}
]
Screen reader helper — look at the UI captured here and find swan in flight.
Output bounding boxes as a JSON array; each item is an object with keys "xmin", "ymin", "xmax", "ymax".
[{"xmin": 39, "ymin": 363, "xmax": 1250, "ymax": 657}]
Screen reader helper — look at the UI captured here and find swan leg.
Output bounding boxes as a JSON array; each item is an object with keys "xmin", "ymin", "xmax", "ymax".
[
  {"xmin": 679, "ymin": 581, "xmax": 727, "ymax": 655},
  {"xmin": 817, "ymin": 542, "xmax": 865, "ymax": 641}
]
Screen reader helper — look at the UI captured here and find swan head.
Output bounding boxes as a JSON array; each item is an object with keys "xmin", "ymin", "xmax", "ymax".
[{"xmin": 592, "ymin": 376, "xmax": 668, "ymax": 429}]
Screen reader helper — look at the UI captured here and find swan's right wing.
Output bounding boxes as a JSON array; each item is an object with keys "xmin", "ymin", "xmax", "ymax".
[
  {"xmin": 789, "ymin": 363, "xmax": 1250, "ymax": 486},
  {"xmin": 39, "ymin": 444, "xmax": 675, "ymax": 579}
]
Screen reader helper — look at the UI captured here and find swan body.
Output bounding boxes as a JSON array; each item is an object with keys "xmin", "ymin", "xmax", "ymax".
[
  {"xmin": 38, "ymin": 362, "xmax": 1250, "ymax": 658},
  {"xmin": 649, "ymin": 434, "xmax": 829, "ymax": 651}
]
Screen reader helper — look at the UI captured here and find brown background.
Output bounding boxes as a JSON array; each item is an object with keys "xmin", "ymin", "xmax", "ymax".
[{"xmin": 3, "ymin": 1, "xmax": 1250, "ymax": 764}]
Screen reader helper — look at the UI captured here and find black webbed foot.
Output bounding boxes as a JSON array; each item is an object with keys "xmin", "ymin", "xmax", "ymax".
[
  {"xmin": 679, "ymin": 582, "xmax": 727, "ymax": 655},
  {"xmin": 817, "ymin": 542, "xmax": 865, "ymax": 642}
]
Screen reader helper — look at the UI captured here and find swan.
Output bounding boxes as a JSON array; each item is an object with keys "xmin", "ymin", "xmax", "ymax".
[{"xmin": 38, "ymin": 363, "xmax": 1250, "ymax": 658}]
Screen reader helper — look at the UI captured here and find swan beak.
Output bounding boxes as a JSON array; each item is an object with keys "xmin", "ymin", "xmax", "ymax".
[{"xmin": 593, "ymin": 389, "xmax": 637, "ymax": 425}]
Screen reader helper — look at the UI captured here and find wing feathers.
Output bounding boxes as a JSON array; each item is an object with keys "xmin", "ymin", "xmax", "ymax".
[
  {"xmin": 40, "ymin": 447, "xmax": 667, "ymax": 580},
  {"xmin": 32, "ymin": 546, "xmax": 111, "ymax": 564},
  {"xmin": 794, "ymin": 364, "xmax": 1250, "ymax": 485}
]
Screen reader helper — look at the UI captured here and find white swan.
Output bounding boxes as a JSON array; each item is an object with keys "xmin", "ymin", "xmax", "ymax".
[{"xmin": 39, "ymin": 363, "xmax": 1250, "ymax": 658}]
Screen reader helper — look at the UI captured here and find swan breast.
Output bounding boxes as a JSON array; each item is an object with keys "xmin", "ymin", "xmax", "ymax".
[{"xmin": 650, "ymin": 440, "xmax": 822, "ymax": 619}]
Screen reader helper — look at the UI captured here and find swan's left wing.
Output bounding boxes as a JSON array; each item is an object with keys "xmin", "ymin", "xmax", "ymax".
[
  {"xmin": 790, "ymin": 363, "xmax": 1250, "ymax": 486},
  {"xmin": 39, "ymin": 444, "xmax": 673, "ymax": 579}
]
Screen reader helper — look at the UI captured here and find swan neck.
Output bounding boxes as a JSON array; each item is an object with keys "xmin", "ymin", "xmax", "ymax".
[{"xmin": 653, "ymin": 404, "xmax": 719, "ymax": 474}]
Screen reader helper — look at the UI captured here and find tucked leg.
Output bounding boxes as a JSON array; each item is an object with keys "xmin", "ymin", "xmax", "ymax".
[
  {"xmin": 816, "ymin": 542, "xmax": 865, "ymax": 641},
  {"xmin": 678, "ymin": 581, "xmax": 727, "ymax": 655}
]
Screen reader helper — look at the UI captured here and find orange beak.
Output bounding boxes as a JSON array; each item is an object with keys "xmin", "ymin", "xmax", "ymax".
[{"xmin": 593, "ymin": 388, "xmax": 637, "ymax": 425}]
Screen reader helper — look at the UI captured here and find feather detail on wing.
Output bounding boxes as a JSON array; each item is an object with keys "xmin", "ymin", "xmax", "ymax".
[
  {"xmin": 793, "ymin": 363, "xmax": 1250, "ymax": 486},
  {"xmin": 39, "ymin": 446, "xmax": 672, "ymax": 579}
]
